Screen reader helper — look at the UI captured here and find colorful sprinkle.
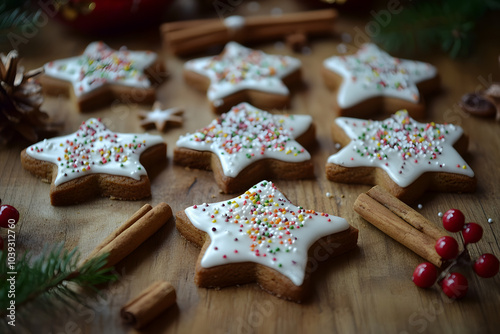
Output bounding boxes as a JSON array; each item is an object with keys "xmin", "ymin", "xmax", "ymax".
[
  {"xmin": 185, "ymin": 42, "xmax": 301, "ymax": 103},
  {"xmin": 176, "ymin": 103, "xmax": 312, "ymax": 178},
  {"xmin": 324, "ymin": 43, "xmax": 437, "ymax": 108},
  {"xmin": 328, "ymin": 111, "xmax": 474, "ymax": 188},
  {"xmin": 44, "ymin": 41, "xmax": 157, "ymax": 97},
  {"xmin": 26, "ymin": 118, "xmax": 164, "ymax": 186},
  {"xmin": 184, "ymin": 181, "xmax": 350, "ymax": 286}
]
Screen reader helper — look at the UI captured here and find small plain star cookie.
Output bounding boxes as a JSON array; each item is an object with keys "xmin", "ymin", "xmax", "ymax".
[
  {"xmin": 139, "ymin": 101, "xmax": 183, "ymax": 132},
  {"xmin": 174, "ymin": 102, "xmax": 315, "ymax": 193},
  {"xmin": 326, "ymin": 110, "xmax": 476, "ymax": 203},
  {"xmin": 175, "ymin": 180, "xmax": 358, "ymax": 302},
  {"xmin": 20, "ymin": 118, "xmax": 166, "ymax": 205},
  {"xmin": 322, "ymin": 43, "xmax": 439, "ymax": 119},
  {"xmin": 40, "ymin": 41, "xmax": 167, "ymax": 111},
  {"xmin": 184, "ymin": 42, "xmax": 302, "ymax": 114}
]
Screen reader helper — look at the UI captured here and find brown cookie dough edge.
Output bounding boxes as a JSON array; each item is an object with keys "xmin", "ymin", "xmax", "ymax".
[
  {"xmin": 325, "ymin": 121, "xmax": 476, "ymax": 203},
  {"xmin": 20, "ymin": 143, "xmax": 166, "ymax": 205},
  {"xmin": 175, "ymin": 209, "xmax": 358, "ymax": 302}
]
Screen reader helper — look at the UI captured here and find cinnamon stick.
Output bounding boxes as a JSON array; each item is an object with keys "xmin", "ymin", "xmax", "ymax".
[
  {"xmin": 80, "ymin": 202, "xmax": 172, "ymax": 269},
  {"xmin": 121, "ymin": 281, "xmax": 176, "ymax": 329},
  {"xmin": 161, "ymin": 9, "xmax": 337, "ymax": 56},
  {"xmin": 366, "ymin": 186, "xmax": 446, "ymax": 241},
  {"xmin": 85, "ymin": 204, "xmax": 153, "ymax": 261},
  {"xmin": 354, "ymin": 186, "xmax": 448, "ymax": 267}
]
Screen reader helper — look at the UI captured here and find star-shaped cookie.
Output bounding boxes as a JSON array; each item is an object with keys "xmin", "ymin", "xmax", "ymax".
[
  {"xmin": 20, "ymin": 118, "xmax": 166, "ymax": 205},
  {"xmin": 175, "ymin": 180, "xmax": 358, "ymax": 302},
  {"xmin": 322, "ymin": 43, "xmax": 439, "ymax": 119},
  {"xmin": 184, "ymin": 42, "xmax": 302, "ymax": 114},
  {"xmin": 139, "ymin": 101, "xmax": 183, "ymax": 132},
  {"xmin": 41, "ymin": 41, "xmax": 166, "ymax": 111},
  {"xmin": 326, "ymin": 110, "xmax": 476, "ymax": 203},
  {"xmin": 174, "ymin": 102, "xmax": 315, "ymax": 193}
]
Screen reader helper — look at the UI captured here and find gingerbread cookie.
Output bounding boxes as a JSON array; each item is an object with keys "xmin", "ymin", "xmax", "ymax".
[
  {"xmin": 175, "ymin": 180, "xmax": 358, "ymax": 302},
  {"xmin": 326, "ymin": 110, "xmax": 476, "ymax": 203},
  {"xmin": 322, "ymin": 43, "xmax": 439, "ymax": 119},
  {"xmin": 139, "ymin": 101, "xmax": 183, "ymax": 132},
  {"xmin": 183, "ymin": 42, "xmax": 302, "ymax": 114},
  {"xmin": 174, "ymin": 102, "xmax": 315, "ymax": 193},
  {"xmin": 21, "ymin": 118, "xmax": 166, "ymax": 205},
  {"xmin": 40, "ymin": 41, "xmax": 166, "ymax": 111}
]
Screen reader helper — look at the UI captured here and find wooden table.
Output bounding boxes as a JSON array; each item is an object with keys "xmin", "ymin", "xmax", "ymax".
[{"xmin": 1, "ymin": 1, "xmax": 499, "ymax": 333}]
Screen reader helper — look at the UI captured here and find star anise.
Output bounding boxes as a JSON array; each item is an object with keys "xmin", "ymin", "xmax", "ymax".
[{"xmin": 459, "ymin": 83, "xmax": 500, "ymax": 122}]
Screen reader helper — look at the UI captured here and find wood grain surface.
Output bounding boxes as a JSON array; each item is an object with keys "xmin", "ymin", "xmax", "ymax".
[{"xmin": 1, "ymin": 1, "xmax": 499, "ymax": 333}]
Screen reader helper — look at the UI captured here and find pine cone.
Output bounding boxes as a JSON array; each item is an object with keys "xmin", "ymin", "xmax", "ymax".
[{"xmin": 0, "ymin": 50, "xmax": 57, "ymax": 144}]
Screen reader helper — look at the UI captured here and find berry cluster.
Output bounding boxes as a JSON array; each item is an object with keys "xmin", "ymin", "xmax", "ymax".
[
  {"xmin": 412, "ymin": 209, "xmax": 499, "ymax": 299},
  {"xmin": 0, "ymin": 199, "xmax": 20, "ymax": 250}
]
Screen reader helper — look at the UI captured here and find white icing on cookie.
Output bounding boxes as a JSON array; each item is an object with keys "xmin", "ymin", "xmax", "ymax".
[
  {"xmin": 184, "ymin": 42, "xmax": 301, "ymax": 102},
  {"xmin": 176, "ymin": 102, "xmax": 312, "ymax": 177},
  {"xmin": 327, "ymin": 110, "xmax": 474, "ymax": 187},
  {"xmin": 26, "ymin": 118, "xmax": 164, "ymax": 186},
  {"xmin": 323, "ymin": 43, "xmax": 437, "ymax": 108},
  {"xmin": 139, "ymin": 101, "xmax": 183, "ymax": 131},
  {"xmin": 224, "ymin": 15, "xmax": 246, "ymax": 30},
  {"xmin": 44, "ymin": 41, "xmax": 158, "ymax": 97},
  {"xmin": 142, "ymin": 108, "xmax": 181, "ymax": 123},
  {"xmin": 184, "ymin": 180, "xmax": 350, "ymax": 286}
]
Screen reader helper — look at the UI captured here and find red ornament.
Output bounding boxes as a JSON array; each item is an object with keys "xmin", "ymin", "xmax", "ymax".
[{"xmin": 55, "ymin": 0, "xmax": 174, "ymax": 34}]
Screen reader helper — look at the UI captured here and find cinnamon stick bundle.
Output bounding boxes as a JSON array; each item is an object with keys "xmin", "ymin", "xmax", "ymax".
[
  {"xmin": 121, "ymin": 281, "xmax": 176, "ymax": 329},
  {"xmin": 80, "ymin": 202, "xmax": 172, "ymax": 269},
  {"xmin": 354, "ymin": 186, "xmax": 449, "ymax": 267},
  {"xmin": 161, "ymin": 9, "xmax": 337, "ymax": 56}
]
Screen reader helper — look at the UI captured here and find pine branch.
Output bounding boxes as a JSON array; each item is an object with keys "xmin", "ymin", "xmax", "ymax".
[
  {"xmin": 0, "ymin": 0, "xmax": 43, "ymax": 44},
  {"xmin": 0, "ymin": 243, "xmax": 118, "ymax": 319},
  {"xmin": 372, "ymin": 0, "xmax": 496, "ymax": 58}
]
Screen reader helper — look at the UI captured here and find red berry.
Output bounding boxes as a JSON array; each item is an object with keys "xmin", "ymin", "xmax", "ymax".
[
  {"xmin": 412, "ymin": 262, "xmax": 438, "ymax": 288},
  {"xmin": 0, "ymin": 205, "xmax": 20, "ymax": 228},
  {"xmin": 440, "ymin": 272, "xmax": 468, "ymax": 299},
  {"xmin": 474, "ymin": 253, "xmax": 500, "ymax": 278},
  {"xmin": 435, "ymin": 236, "xmax": 459, "ymax": 260},
  {"xmin": 462, "ymin": 223, "xmax": 483, "ymax": 245},
  {"xmin": 442, "ymin": 209, "xmax": 465, "ymax": 232}
]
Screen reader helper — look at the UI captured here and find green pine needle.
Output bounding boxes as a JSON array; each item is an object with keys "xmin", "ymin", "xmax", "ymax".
[
  {"xmin": 372, "ymin": 0, "xmax": 497, "ymax": 58},
  {"xmin": 0, "ymin": 243, "xmax": 118, "ymax": 320},
  {"xmin": 0, "ymin": 0, "xmax": 42, "ymax": 44}
]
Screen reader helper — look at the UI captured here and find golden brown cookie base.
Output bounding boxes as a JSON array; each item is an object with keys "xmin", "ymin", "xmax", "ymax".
[
  {"xmin": 326, "ymin": 122, "xmax": 476, "ymax": 203},
  {"xmin": 183, "ymin": 68, "xmax": 302, "ymax": 114},
  {"xmin": 20, "ymin": 143, "xmax": 167, "ymax": 206},
  {"xmin": 40, "ymin": 61, "xmax": 167, "ymax": 112},
  {"xmin": 173, "ymin": 124, "xmax": 316, "ymax": 193},
  {"xmin": 175, "ymin": 210, "xmax": 358, "ymax": 302},
  {"xmin": 322, "ymin": 67, "xmax": 440, "ymax": 119}
]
